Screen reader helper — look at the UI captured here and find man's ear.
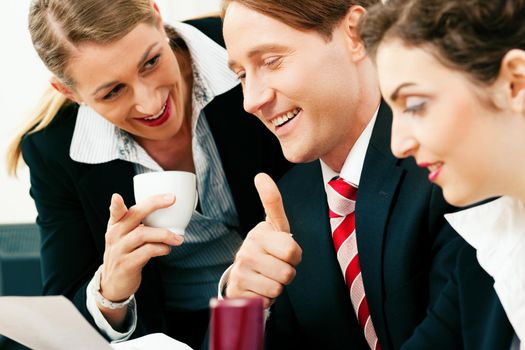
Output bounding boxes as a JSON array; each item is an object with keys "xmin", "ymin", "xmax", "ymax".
[
  {"xmin": 49, "ymin": 77, "xmax": 81, "ymax": 103},
  {"xmin": 496, "ymin": 49, "xmax": 525, "ymax": 113},
  {"xmin": 151, "ymin": 1, "xmax": 164, "ymax": 27},
  {"xmin": 341, "ymin": 5, "xmax": 367, "ymax": 62}
]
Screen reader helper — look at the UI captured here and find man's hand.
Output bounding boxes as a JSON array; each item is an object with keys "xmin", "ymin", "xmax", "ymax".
[{"xmin": 226, "ymin": 173, "xmax": 302, "ymax": 308}]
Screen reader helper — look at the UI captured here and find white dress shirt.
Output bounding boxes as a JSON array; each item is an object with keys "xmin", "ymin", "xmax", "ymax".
[
  {"xmin": 319, "ymin": 108, "xmax": 378, "ymax": 187},
  {"xmin": 445, "ymin": 196, "xmax": 525, "ymax": 349}
]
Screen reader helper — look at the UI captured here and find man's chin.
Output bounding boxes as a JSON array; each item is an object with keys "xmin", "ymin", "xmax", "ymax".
[{"xmin": 282, "ymin": 147, "xmax": 317, "ymax": 165}]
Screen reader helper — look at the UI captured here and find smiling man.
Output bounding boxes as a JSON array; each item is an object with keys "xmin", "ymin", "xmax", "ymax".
[{"xmin": 220, "ymin": 0, "xmax": 465, "ymax": 349}]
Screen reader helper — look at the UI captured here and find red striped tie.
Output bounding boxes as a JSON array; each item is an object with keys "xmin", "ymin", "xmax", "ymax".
[{"xmin": 326, "ymin": 177, "xmax": 381, "ymax": 350}]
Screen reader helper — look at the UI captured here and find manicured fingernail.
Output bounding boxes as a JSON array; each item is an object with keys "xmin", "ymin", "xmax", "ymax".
[
  {"xmin": 163, "ymin": 194, "xmax": 175, "ymax": 202},
  {"xmin": 169, "ymin": 233, "xmax": 184, "ymax": 245}
]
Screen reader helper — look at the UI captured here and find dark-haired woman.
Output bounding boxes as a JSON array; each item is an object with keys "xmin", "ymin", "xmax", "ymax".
[{"xmin": 360, "ymin": 0, "xmax": 525, "ymax": 348}]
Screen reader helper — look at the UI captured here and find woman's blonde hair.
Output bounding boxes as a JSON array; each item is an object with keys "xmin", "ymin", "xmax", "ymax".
[{"xmin": 7, "ymin": 0, "xmax": 158, "ymax": 175}]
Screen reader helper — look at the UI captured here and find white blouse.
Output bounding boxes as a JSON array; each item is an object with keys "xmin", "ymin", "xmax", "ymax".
[{"xmin": 445, "ymin": 196, "xmax": 525, "ymax": 348}]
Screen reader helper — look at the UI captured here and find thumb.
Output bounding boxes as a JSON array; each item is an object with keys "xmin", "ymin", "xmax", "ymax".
[
  {"xmin": 254, "ymin": 173, "xmax": 290, "ymax": 232},
  {"xmin": 107, "ymin": 193, "xmax": 128, "ymax": 227}
]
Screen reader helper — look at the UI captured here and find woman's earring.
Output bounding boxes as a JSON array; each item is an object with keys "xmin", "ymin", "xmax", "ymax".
[{"xmin": 166, "ymin": 37, "xmax": 170, "ymax": 43}]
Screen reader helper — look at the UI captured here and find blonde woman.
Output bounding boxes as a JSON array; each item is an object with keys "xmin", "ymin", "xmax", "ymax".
[{"xmin": 7, "ymin": 1, "xmax": 289, "ymax": 348}]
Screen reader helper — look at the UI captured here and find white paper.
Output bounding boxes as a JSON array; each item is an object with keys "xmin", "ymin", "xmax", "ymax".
[
  {"xmin": 0, "ymin": 296, "xmax": 192, "ymax": 350},
  {"xmin": 110, "ymin": 333, "xmax": 193, "ymax": 350},
  {"xmin": 0, "ymin": 295, "xmax": 112, "ymax": 350}
]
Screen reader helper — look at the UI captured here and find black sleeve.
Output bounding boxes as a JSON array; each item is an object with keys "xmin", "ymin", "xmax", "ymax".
[
  {"xmin": 21, "ymin": 129, "xmax": 163, "ymax": 340},
  {"xmin": 425, "ymin": 186, "xmax": 466, "ymax": 306},
  {"xmin": 401, "ymin": 276, "xmax": 463, "ymax": 349},
  {"xmin": 402, "ymin": 245, "xmax": 515, "ymax": 350},
  {"xmin": 401, "ymin": 244, "xmax": 465, "ymax": 350},
  {"xmin": 265, "ymin": 289, "xmax": 308, "ymax": 349},
  {"xmin": 21, "ymin": 133, "xmax": 100, "ymax": 329}
]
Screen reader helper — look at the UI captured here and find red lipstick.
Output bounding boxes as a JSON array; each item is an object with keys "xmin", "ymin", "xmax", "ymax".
[{"xmin": 137, "ymin": 95, "xmax": 171, "ymax": 127}]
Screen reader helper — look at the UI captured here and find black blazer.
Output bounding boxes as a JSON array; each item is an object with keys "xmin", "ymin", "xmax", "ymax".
[
  {"xmin": 21, "ymin": 18, "xmax": 290, "ymax": 341},
  {"xmin": 402, "ymin": 244, "xmax": 515, "ymax": 350},
  {"xmin": 265, "ymin": 102, "xmax": 465, "ymax": 350}
]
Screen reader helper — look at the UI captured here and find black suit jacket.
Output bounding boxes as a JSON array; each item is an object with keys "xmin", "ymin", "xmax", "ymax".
[
  {"xmin": 402, "ymin": 244, "xmax": 515, "ymax": 350},
  {"xmin": 265, "ymin": 102, "xmax": 464, "ymax": 350},
  {"xmin": 21, "ymin": 18, "xmax": 290, "ymax": 341}
]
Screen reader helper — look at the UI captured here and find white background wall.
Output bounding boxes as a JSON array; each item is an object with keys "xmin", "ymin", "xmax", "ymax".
[{"xmin": 0, "ymin": 1, "xmax": 221, "ymax": 224}]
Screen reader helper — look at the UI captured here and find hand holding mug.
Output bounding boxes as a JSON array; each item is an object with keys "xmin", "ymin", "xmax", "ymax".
[
  {"xmin": 98, "ymin": 192, "xmax": 184, "ymax": 327},
  {"xmin": 101, "ymin": 192, "xmax": 184, "ymax": 298},
  {"xmin": 100, "ymin": 171, "xmax": 197, "ymax": 303}
]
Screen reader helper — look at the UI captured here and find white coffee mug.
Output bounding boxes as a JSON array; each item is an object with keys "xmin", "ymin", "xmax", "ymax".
[{"xmin": 133, "ymin": 171, "xmax": 197, "ymax": 235}]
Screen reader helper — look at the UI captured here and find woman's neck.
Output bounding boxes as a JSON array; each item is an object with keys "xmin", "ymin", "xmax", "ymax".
[
  {"xmin": 138, "ymin": 116, "xmax": 194, "ymax": 171},
  {"xmin": 136, "ymin": 48, "xmax": 195, "ymax": 172}
]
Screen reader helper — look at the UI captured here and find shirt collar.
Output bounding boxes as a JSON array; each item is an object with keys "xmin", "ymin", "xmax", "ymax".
[
  {"xmin": 173, "ymin": 21, "xmax": 239, "ymax": 100},
  {"xmin": 320, "ymin": 105, "xmax": 379, "ymax": 187},
  {"xmin": 445, "ymin": 196, "xmax": 525, "ymax": 341},
  {"xmin": 444, "ymin": 196, "xmax": 525, "ymax": 253},
  {"xmin": 70, "ymin": 20, "xmax": 239, "ymax": 166}
]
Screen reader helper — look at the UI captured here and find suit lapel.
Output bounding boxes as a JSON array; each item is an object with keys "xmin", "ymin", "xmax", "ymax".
[
  {"xmin": 77, "ymin": 160, "xmax": 136, "ymax": 256},
  {"xmin": 356, "ymin": 102, "xmax": 403, "ymax": 347},
  {"xmin": 283, "ymin": 162, "xmax": 366, "ymax": 346}
]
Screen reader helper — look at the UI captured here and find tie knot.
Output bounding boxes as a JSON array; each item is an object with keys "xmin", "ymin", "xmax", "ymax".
[
  {"xmin": 326, "ymin": 177, "xmax": 358, "ymax": 217},
  {"xmin": 328, "ymin": 177, "xmax": 357, "ymax": 199}
]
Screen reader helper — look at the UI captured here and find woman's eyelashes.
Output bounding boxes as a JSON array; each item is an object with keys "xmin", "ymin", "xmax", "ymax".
[
  {"xmin": 103, "ymin": 83, "xmax": 125, "ymax": 101},
  {"xmin": 101, "ymin": 54, "xmax": 162, "ymax": 101},
  {"xmin": 404, "ymin": 96, "xmax": 429, "ymax": 115}
]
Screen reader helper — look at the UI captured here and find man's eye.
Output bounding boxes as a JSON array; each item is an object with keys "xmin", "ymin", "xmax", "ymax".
[
  {"xmin": 263, "ymin": 57, "xmax": 282, "ymax": 68},
  {"xmin": 236, "ymin": 71, "xmax": 246, "ymax": 80},
  {"xmin": 144, "ymin": 54, "xmax": 161, "ymax": 69}
]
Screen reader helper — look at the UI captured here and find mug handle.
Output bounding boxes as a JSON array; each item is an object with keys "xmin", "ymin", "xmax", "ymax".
[{"xmin": 194, "ymin": 191, "xmax": 199, "ymax": 211}]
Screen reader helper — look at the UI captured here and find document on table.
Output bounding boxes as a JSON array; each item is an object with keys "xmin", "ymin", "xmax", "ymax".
[
  {"xmin": 111, "ymin": 333, "xmax": 192, "ymax": 350},
  {"xmin": 0, "ymin": 296, "xmax": 192, "ymax": 350}
]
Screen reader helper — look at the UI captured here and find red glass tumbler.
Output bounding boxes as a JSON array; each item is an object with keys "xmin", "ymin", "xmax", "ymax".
[{"xmin": 209, "ymin": 297, "xmax": 264, "ymax": 350}]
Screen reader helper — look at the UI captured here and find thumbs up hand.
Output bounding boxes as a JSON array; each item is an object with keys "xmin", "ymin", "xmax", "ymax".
[
  {"xmin": 225, "ymin": 173, "xmax": 302, "ymax": 308},
  {"xmin": 254, "ymin": 173, "xmax": 290, "ymax": 233}
]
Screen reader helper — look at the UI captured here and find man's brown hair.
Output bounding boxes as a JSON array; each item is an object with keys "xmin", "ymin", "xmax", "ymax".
[{"xmin": 222, "ymin": 0, "xmax": 380, "ymax": 39}]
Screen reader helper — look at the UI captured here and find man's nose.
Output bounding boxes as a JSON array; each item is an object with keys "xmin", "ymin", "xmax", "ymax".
[{"xmin": 242, "ymin": 76, "xmax": 274, "ymax": 115}]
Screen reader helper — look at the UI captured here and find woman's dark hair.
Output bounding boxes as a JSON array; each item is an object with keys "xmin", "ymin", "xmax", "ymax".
[{"xmin": 360, "ymin": 0, "xmax": 525, "ymax": 85}]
